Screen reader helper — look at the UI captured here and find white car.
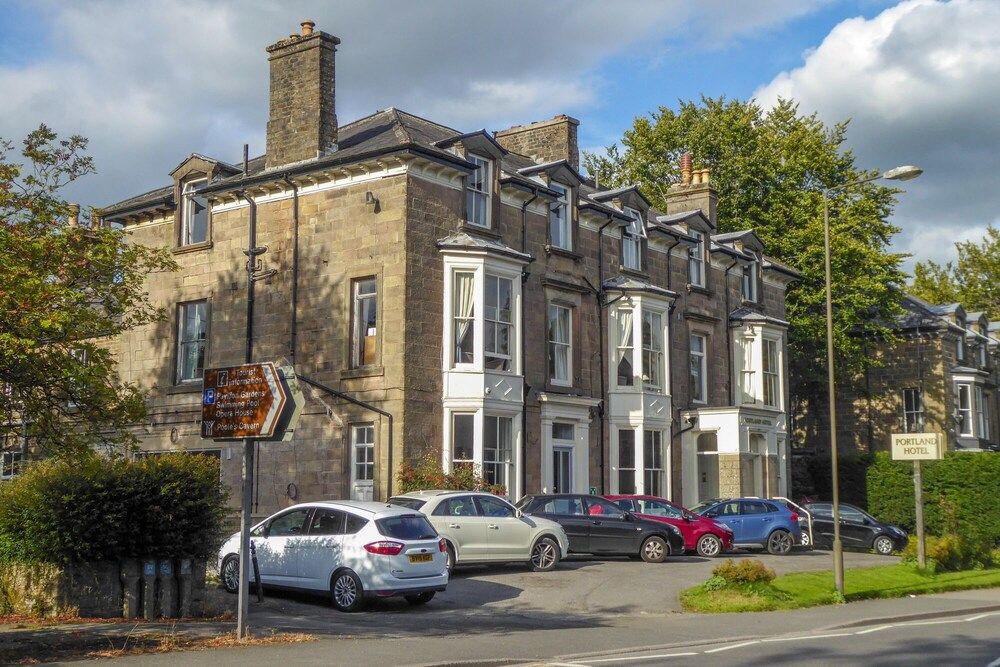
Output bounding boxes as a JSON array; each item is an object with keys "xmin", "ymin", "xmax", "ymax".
[
  {"xmin": 388, "ymin": 491, "xmax": 569, "ymax": 572},
  {"xmin": 217, "ymin": 501, "xmax": 448, "ymax": 612}
]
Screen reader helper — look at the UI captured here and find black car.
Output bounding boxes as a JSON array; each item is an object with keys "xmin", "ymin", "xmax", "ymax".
[
  {"xmin": 801, "ymin": 502, "xmax": 908, "ymax": 555},
  {"xmin": 516, "ymin": 494, "xmax": 685, "ymax": 562}
]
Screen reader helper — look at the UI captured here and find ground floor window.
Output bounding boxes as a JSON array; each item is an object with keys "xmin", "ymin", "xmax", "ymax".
[
  {"xmin": 351, "ymin": 423, "xmax": 375, "ymax": 501},
  {"xmin": 483, "ymin": 416, "xmax": 513, "ymax": 491},
  {"xmin": 617, "ymin": 428, "xmax": 636, "ymax": 494},
  {"xmin": 1, "ymin": 451, "xmax": 23, "ymax": 480},
  {"xmin": 643, "ymin": 430, "xmax": 664, "ymax": 497},
  {"xmin": 958, "ymin": 384, "xmax": 974, "ymax": 436},
  {"xmin": 452, "ymin": 413, "xmax": 475, "ymax": 466}
]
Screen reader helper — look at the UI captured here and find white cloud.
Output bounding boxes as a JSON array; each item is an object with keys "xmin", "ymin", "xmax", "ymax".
[
  {"xmin": 0, "ymin": 0, "xmax": 820, "ymax": 207},
  {"xmin": 754, "ymin": 0, "xmax": 1000, "ymax": 271}
]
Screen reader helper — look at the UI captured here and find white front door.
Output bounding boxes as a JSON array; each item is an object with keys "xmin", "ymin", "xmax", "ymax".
[{"xmin": 351, "ymin": 424, "xmax": 375, "ymax": 501}]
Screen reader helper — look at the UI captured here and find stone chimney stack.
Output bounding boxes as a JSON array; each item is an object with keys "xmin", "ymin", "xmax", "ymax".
[
  {"xmin": 495, "ymin": 115, "xmax": 580, "ymax": 171},
  {"xmin": 67, "ymin": 203, "xmax": 80, "ymax": 227},
  {"xmin": 265, "ymin": 20, "xmax": 340, "ymax": 169},
  {"xmin": 665, "ymin": 153, "xmax": 717, "ymax": 225}
]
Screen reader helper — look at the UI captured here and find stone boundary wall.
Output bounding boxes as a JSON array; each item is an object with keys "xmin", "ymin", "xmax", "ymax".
[{"xmin": 0, "ymin": 558, "xmax": 208, "ymax": 619}]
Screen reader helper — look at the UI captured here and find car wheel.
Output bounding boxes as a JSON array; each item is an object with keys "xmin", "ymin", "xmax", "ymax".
[
  {"xmin": 404, "ymin": 591, "xmax": 435, "ymax": 606},
  {"xmin": 640, "ymin": 536, "xmax": 669, "ymax": 563},
  {"xmin": 530, "ymin": 537, "xmax": 560, "ymax": 571},
  {"xmin": 220, "ymin": 554, "xmax": 240, "ymax": 594},
  {"xmin": 444, "ymin": 542, "xmax": 457, "ymax": 574},
  {"xmin": 767, "ymin": 529, "xmax": 793, "ymax": 555},
  {"xmin": 696, "ymin": 534, "xmax": 723, "ymax": 558},
  {"xmin": 330, "ymin": 570, "xmax": 366, "ymax": 612},
  {"xmin": 800, "ymin": 530, "xmax": 812, "ymax": 548},
  {"xmin": 873, "ymin": 535, "xmax": 895, "ymax": 556}
]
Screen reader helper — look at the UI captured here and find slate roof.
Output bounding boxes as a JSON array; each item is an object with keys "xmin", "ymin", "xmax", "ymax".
[
  {"xmin": 435, "ymin": 231, "xmax": 533, "ymax": 263},
  {"xmin": 602, "ymin": 274, "xmax": 678, "ymax": 299},
  {"xmin": 897, "ymin": 294, "xmax": 966, "ymax": 332},
  {"xmin": 729, "ymin": 307, "xmax": 789, "ymax": 327}
]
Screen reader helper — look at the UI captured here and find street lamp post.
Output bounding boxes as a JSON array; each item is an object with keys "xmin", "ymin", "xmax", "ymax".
[{"xmin": 823, "ymin": 165, "xmax": 922, "ymax": 595}]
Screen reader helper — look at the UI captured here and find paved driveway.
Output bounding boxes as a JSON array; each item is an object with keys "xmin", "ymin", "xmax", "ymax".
[{"xmin": 243, "ymin": 549, "xmax": 896, "ymax": 638}]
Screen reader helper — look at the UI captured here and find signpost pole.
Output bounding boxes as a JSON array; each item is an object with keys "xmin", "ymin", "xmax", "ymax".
[
  {"xmin": 914, "ymin": 459, "xmax": 926, "ymax": 569},
  {"xmin": 237, "ymin": 438, "xmax": 254, "ymax": 639}
]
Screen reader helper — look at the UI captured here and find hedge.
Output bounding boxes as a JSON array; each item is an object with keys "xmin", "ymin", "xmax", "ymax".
[
  {"xmin": 867, "ymin": 451, "xmax": 1000, "ymax": 544},
  {"xmin": 0, "ymin": 453, "xmax": 228, "ymax": 565}
]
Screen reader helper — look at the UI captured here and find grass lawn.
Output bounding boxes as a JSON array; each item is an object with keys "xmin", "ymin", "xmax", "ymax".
[{"xmin": 680, "ymin": 564, "xmax": 1000, "ymax": 613}]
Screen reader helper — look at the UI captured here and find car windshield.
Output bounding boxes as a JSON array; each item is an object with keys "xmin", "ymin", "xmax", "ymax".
[
  {"xmin": 689, "ymin": 501, "xmax": 715, "ymax": 514},
  {"xmin": 375, "ymin": 515, "xmax": 437, "ymax": 541},
  {"xmin": 388, "ymin": 497, "xmax": 426, "ymax": 511}
]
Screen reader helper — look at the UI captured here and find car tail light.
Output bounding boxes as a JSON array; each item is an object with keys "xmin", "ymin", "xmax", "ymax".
[
  {"xmin": 438, "ymin": 538, "xmax": 447, "ymax": 553},
  {"xmin": 364, "ymin": 540, "xmax": 404, "ymax": 556},
  {"xmin": 789, "ymin": 512, "xmax": 800, "ymax": 524}
]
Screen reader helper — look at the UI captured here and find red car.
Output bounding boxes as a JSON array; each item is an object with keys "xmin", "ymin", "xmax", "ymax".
[{"xmin": 605, "ymin": 495, "xmax": 733, "ymax": 557}]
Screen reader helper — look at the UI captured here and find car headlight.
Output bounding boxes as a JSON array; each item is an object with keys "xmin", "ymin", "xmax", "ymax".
[{"xmin": 720, "ymin": 524, "xmax": 734, "ymax": 534}]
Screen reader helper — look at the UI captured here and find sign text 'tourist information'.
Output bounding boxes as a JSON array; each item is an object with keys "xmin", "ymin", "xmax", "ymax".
[{"xmin": 201, "ymin": 362, "xmax": 287, "ymax": 440}]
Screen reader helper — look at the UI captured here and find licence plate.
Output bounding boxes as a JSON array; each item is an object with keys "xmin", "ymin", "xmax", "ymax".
[{"xmin": 408, "ymin": 553, "xmax": 433, "ymax": 563}]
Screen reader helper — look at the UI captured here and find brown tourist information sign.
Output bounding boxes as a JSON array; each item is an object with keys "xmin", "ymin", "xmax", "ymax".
[{"xmin": 201, "ymin": 362, "xmax": 288, "ymax": 440}]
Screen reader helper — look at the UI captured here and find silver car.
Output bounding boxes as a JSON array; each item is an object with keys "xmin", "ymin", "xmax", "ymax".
[{"xmin": 389, "ymin": 490, "xmax": 569, "ymax": 572}]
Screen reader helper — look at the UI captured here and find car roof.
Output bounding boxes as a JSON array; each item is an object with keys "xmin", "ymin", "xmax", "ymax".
[
  {"xmin": 393, "ymin": 490, "xmax": 495, "ymax": 500},
  {"xmin": 305, "ymin": 500, "xmax": 418, "ymax": 517}
]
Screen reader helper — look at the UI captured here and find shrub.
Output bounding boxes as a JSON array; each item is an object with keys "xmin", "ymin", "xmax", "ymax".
[
  {"xmin": 0, "ymin": 453, "xmax": 228, "ymax": 565},
  {"xmin": 901, "ymin": 534, "xmax": 994, "ymax": 573},
  {"xmin": 805, "ymin": 453, "xmax": 873, "ymax": 507},
  {"xmin": 711, "ymin": 558, "xmax": 776, "ymax": 585},
  {"xmin": 396, "ymin": 452, "xmax": 505, "ymax": 496}
]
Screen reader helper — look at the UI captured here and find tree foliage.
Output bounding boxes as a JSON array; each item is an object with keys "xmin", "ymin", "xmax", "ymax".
[
  {"xmin": 0, "ymin": 125, "xmax": 175, "ymax": 457},
  {"xmin": 909, "ymin": 226, "xmax": 1000, "ymax": 317},
  {"xmin": 584, "ymin": 97, "xmax": 907, "ymax": 402}
]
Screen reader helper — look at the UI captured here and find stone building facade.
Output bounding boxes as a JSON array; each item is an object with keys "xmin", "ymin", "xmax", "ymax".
[
  {"xmin": 797, "ymin": 294, "xmax": 1000, "ymax": 455},
  {"xmin": 97, "ymin": 23, "xmax": 799, "ymax": 516}
]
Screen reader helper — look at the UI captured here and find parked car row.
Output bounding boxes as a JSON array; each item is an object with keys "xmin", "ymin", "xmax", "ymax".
[{"xmin": 216, "ymin": 492, "xmax": 905, "ymax": 612}]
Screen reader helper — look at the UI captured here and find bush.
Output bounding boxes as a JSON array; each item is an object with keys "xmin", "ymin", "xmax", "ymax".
[
  {"xmin": 901, "ymin": 534, "xmax": 994, "ymax": 573},
  {"xmin": 396, "ymin": 452, "xmax": 505, "ymax": 496},
  {"xmin": 867, "ymin": 451, "xmax": 1000, "ymax": 544},
  {"xmin": 711, "ymin": 558, "xmax": 776, "ymax": 585},
  {"xmin": 804, "ymin": 453, "xmax": 873, "ymax": 507},
  {"xmin": 0, "ymin": 453, "xmax": 228, "ymax": 565}
]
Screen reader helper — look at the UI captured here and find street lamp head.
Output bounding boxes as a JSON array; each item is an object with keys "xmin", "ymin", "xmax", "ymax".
[{"xmin": 882, "ymin": 165, "xmax": 923, "ymax": 182}]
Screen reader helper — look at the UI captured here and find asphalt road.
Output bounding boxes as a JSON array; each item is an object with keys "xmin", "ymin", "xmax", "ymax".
[{"xmin": 544, "ymin": 610, "xmax": 1000, "ymax": 666}]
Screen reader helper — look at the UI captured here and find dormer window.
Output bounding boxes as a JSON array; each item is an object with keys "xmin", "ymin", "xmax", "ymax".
[
  {"xmin": 688, "ymin": 230, "xmax": 706, "ymax": 287},
  {"xmin": 181, "ymin": 178, "xmax": 209, "ymax": 246},
  {"xmin": 549, "ymin": 183, "xmax": 571, "ymax": 250},
  {"xmin": 466, "ymin": 154, "xmax": 491, "ymax": 228},
  {"xmin": 957, "ymin": 320, "xmax": 965, "ymax": 362},
  {"xmin": 741, "ymin": 257, "xmax": 758, "ymax": 302},
  {"xmin": 622, "ymin": 207, "xmax": 644, "ymax": 271}
]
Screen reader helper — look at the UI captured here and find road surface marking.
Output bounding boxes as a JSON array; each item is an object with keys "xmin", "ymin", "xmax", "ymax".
[
  {"xmin": 898, "ymin": 618, "xmax": 966, "ymax": 627},
  {"xmin": 855, "ymin": 625, "xmax": 893, "ymax": 635},
  {"xmin": 985, "ymin": 657, "xmax": 1000, "ymax": 667},
  {"xmin": 704, "ymin": 641, "xmax": 759, "ymax": 654},
  {"xmin": 762, "ymin": 632, "xmax": 850, "ymax": 643},
  {"xmin": 965, "ymin": 612, "xmax": 1000, "ymax": 621},
  {"xmin": 583, "ymin": 653, "xmax": 697, "ymax": 663}
]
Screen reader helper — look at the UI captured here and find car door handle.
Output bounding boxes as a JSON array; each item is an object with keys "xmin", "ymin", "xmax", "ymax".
[
  {"xmin": 591, "ymin": 520, "xmax": 603, "ymax": 525},
  {"xmin": 283, "ymin": 544, "xmax": 296, "ymax": 549},
  {"xmin": 448, "ymin": 523, "xmax": 462, "ymax": 529},
  {"xmin": 488, "ymin": 524, "xmax": 499, "ymax": 530},
  {"xmin": 762, "ymin": 518, "xmax": 773, "ymax": 522}
]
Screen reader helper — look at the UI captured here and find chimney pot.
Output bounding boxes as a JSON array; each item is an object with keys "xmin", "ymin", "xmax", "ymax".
[
  {"xmin": 67, "ymin": 203, "xmax": 80, "ymax": 227},
  {"xmin": 301, "ymin": 20, "xmax": 315, "ymax": 36},
  {"xmin": 680, "ymin": 152, "xmax": 692, "ymax": 186}
]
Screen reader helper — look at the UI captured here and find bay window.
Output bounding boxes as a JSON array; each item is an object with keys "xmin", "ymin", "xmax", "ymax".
[
  {"xmin": 484, "ymin": 415, "xmax": 513, "ymax": 490},
  {"xmin": 958, "ymin": 384, "xmax": 973, "ymax": 436},
  {"xmin": 616, "ymin": 308, "xmax": 634, "ymax": 386},
  {"xmin": 452, "ymin": 271, "xmax": 475, "ymax": 365},
  {"xmin": 738, "ymin": 337, "xmax": 755, "ymax": 404},
  {"xmin": 762, "ymin": 338, "xmax": 780, "ymax": 408},
  {"xmin": 452, "ymin": 413, "xmax": 475, "ymax": 465},
  {"xmin": 466, "ymin": 154, "xmax": 491, "ymax": 227},
  {"xmin": 549, "ymin": 183, "xmax": 571, "ymax": 250},
  {"xmin": 641, "ymin": 311, "xmax": 664, "ymax": 391},
  {"xmin": 644, "ymin": 430, "xmax": 664, "ymax": 497},
  {"xmin": 975, "ymin": 386, "xmax": 986, "ymax": 438},
  {"xmin": 484, "ymin": 274, "xmax": 513, "ymax": 371},
  {"xmin": 688, "ymin": 230, "xmax": 705, "ymax": 287},
  {"xmin": 617, "ymin": 429, "xmax": 636, "ymax": 494},
  {"xmin": 548, "ymin": 304, "xmax": 572, "ymax": 385},
  {"xmin": 622, "ymin": 208, "xmax": 643, "ymax": 271}
]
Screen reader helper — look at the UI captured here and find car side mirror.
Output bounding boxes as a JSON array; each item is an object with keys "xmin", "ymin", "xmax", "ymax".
[
  {"xmin": 862, "ymin": 518, "xmax": 871, "ymax": 526},
  {"xmin": 621, "ymin": 512, "xmax": 632, "ymax": 521},
  {"xmin": 683, "ymin": 515, "xmax": 694, "ymax": 522},
  {"xmin": 515, "ymin": 508, "xmax": 523, "ymax": 519}
]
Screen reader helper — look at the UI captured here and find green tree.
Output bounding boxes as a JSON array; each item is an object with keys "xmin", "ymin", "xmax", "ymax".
[
  {"xmin": 0, "ymin": 125, "xmax": 175, "ymax": 458},
  {"xmin": 584, "ymin": 97, "xmax": 906, "ymax": 405},
  {"xmin": 909, "ymin": 226, "xmax": 1000, "ymax": 318}
]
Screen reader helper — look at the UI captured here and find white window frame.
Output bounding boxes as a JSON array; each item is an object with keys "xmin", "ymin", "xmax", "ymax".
[
  {"xmin": 548, "ymin": 304, "xmax": 572, "ymax": 386},
  {"xmin": 350, "ymin": 423, "xmax": 375, "ymax": 500},
  {"xmin": 615, "ymin": 306, "xmax": 635, "ymax": 388},
  {"xmin": 1, "ymin": 451, "xmax": 23, "ymax": 480},
  {"xmin": 958, "ymin": 383, "xmax": 973, "ymax": 436},
  {"xmin": 465, "ymin": 153, "xmax": 491, "ymax": 228},
  {"xmin": 762, "ymin": 337, "xmax": 781, "ymax": 408},
  {"xmin": 643, "ymin": 430, "xmax": 665, "ymax": 497},
  {"xmin": 641, "ymin": 310, "xmax": 665, "ymax": 392},
  {"xmin": 742, "ymin": 259, "xmax": 758, "ymax": 302},
  {"xmin": 902, "ymin": 387, "xmax": 924, "ymax": 433},
  {"xmin": 690, "ymin": 333, "xmax": 707, "ymax": 404},
  {"xmin": 549, "ymin": 183, "xmax": 571, "ymax": 251},
  {"xmin": 688, "ymin": 230, "xmax": 706, "ymax": 287},
  {"xmin": 451, "ymin": 412, "xmax": 476, "ymax": 466},
  {"xmin": 956, "ymin": 329, "xmax": 965, "ymax": 362},
  {"xmin": 622, "ymin": 207, "xmax": 644, "ymax": 271},
  {"xmin": 351, "ymin": 277, "xmax": 378, "ymax": 368},
  {"xmin": 616, "ymin": 427, "xmax": 637, "ymax": 494},
  {"xmin": 181, "ymin": 177, "xmax": 209, "ymax": 246},
  {"xmin": 980, "ymin": 342, "xmax": 988, "ymax": 368},
  {"xmin": 483, "ymin": 415, "xmax": 514, "ymax": 493},
  {"xmin": 975, "ymin": 386, "xmax": 986, "ymax": 439},
  {"xmin": 484, "ymin": 274, "xmax": 513, "ymax": 371},
  {"xmin": 176, "ymin": 300, "xmax": 208, "ymax": 384}
]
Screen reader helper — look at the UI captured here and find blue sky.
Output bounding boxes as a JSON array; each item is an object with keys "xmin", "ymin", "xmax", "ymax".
[{"xmin": 1, "ymin": 1, "xmax": 997, "ymax": 270}]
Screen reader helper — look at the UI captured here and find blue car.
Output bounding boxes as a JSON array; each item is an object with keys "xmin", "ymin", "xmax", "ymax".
[{"xmin": 691, "ymin": 498, "xmax": 799, "ymax": 555}]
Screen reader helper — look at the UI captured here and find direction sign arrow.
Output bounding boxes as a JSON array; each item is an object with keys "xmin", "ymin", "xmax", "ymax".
[{"xmin": 201, "ymin": 362, "xmax": 288, "ymax": 440}]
